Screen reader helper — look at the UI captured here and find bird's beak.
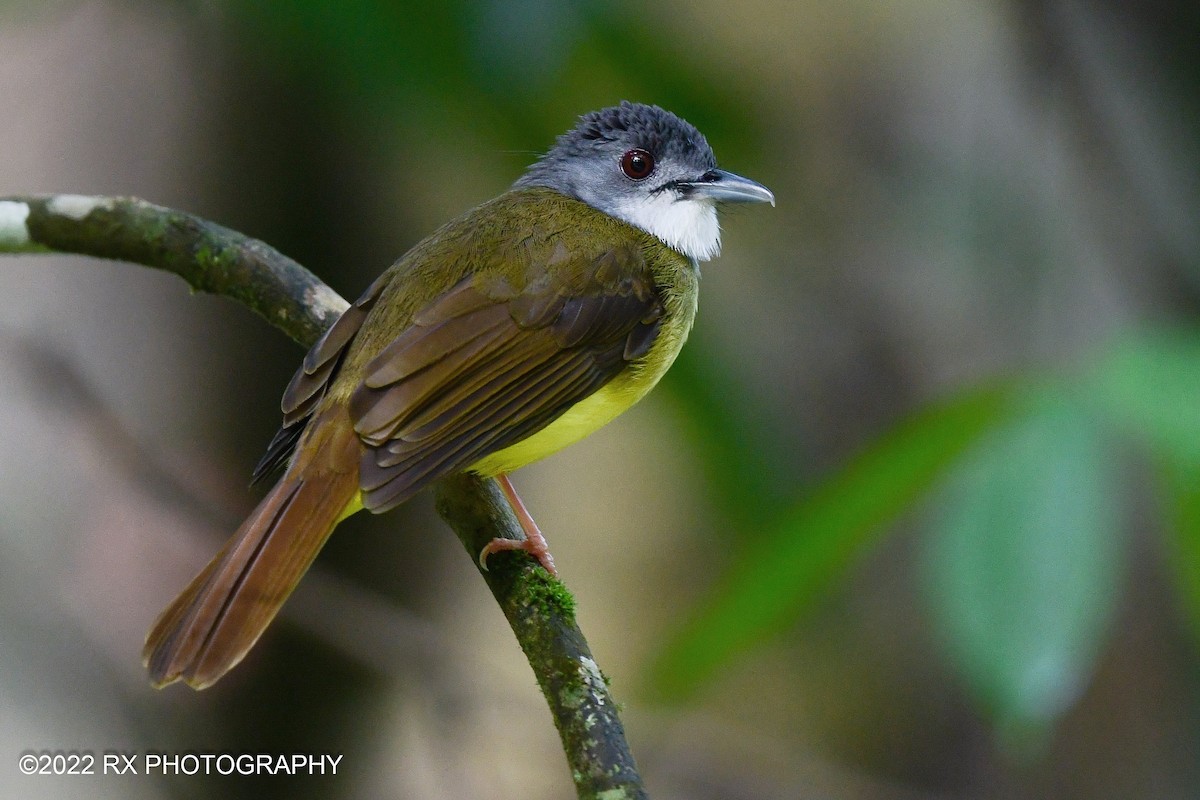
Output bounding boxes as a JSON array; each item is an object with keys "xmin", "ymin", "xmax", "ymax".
[{"xmin": 681, "ymin": 169, "xmax": 775, "ymax": 207}]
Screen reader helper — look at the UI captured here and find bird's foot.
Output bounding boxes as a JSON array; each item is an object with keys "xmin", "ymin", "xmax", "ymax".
[
  {"xmin": 478, "ymin": 474, "xmax": 559, "ymax": 577},
  {"xmin": 478, "ymin": 532, "xmax": 558, "ymax": 577}
]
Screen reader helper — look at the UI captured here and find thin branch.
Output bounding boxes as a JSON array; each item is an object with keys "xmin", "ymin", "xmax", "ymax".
[
  {"xmin": 434, "ymin": 474, "xmax": 647, "ymax": 799},
  {"xmin": 0, "ymin": 193, "xmax": 647, "ymax": 800},
  {"xmin": 0, "ymin": 194, "xmax": 347, "ymax": 344}
]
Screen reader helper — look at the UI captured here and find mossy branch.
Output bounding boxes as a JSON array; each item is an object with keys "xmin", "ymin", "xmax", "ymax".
[
  {"xmin": 434, "ymin": 474, "xmax": 646, "ymax": 799},
  {"xmin": 0, "ymin": 194, "xmax": 347, "ymax": 343},
  {"xmin": 0, "ymin": 193, "xmax": 647, "ymax": 800}
]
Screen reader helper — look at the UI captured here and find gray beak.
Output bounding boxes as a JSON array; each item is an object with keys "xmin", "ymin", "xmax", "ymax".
[{"xmin": 682, "ymin": 168, "xmax": 775, "ymax": 206}]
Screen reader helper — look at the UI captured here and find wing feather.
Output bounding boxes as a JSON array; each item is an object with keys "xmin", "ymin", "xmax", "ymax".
[
  {"xmin": 350, "ymin": 242, "xmax": 663, "ymax": 512},
  {"xmin": 250, "ymin": 273, "xmax": 389, "ymax": 483}
]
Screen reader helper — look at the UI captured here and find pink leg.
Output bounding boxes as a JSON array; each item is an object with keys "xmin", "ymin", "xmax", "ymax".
[{"xmin": 478, "ymin": 473, "xmax": 558, "ymax": 577}]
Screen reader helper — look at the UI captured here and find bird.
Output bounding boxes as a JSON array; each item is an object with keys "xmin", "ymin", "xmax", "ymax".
[{"xmin": 143, "ymin": 101, "xmax": 774, "ymax": 689}]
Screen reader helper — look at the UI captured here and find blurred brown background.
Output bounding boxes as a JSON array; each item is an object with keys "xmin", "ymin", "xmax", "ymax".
[{"xmin": 1, "ymin": 1, "xmax": 1198, "ymax": 798}]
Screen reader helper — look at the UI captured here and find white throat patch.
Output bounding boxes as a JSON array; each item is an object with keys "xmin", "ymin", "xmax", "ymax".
[{"xmin": 611, "ymin": 194, "xmax": 721, "ymax": 262}]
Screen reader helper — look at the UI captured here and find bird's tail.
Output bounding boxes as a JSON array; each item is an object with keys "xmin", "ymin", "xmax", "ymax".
[{"xmin": 143, "ymin": 409, "xmax": 360, "ymax": 689}]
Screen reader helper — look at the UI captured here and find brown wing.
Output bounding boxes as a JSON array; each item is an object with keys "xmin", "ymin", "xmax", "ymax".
[
  {"xmin": 251, "ymin": 272, "xmax": 390, "ymax": 483},
  {"xmin": 348, "ymin": 244, "xmax": 664, "ymax": 513}
]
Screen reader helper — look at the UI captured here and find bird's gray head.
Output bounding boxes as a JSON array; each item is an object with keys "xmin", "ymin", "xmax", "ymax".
[{"xmin": 514, "ymin": 101, "xmax": 774, "ymax": 262}]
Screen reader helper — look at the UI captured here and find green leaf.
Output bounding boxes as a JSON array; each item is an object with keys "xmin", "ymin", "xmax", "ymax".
[
  {"xmin": 1154, "ymin": 458, "xmax": 1200, "ymax": 646},
  {"xmin": 1088, "ymin": 326, "xmax": 1200, "ymax": 466},
  {"xmin": 1087, "ymin": 326, "xmax": 1200, "ymax": 651},
  {"xmin": 647, "ymin": 381, "xmax": 1019, "ymax": 701},
  {"xmin": 922, "ymin": 390, "xmax": 1123, "ymax": 741}
]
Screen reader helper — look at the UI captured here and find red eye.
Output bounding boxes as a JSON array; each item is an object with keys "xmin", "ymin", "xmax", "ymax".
[{"xmin": 620, "ymin": 148, "xmax": 654, "ymax": 180}]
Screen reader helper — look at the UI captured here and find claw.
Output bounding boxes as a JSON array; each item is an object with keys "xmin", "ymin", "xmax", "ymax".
[
  {"xmin": 478, "ymin": 474, "xmax": 559, "ymax": 577},
  {"xmin": 478, "ymin": 534, "xmax": 558, "ymax": 576}
]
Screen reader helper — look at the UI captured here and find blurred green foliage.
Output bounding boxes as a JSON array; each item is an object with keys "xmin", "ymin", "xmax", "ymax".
[
  {"xmin": 656, "ymin": 326, "xmax": 1200, "ymax": 747},
  {"xmin": 1093, "ymin": 329, "xmax": 1200, "ymax": 643},
  {"xmin": 217, "ymin": 0, "xmax": 762, "ymax": 156},
  {"xmin": 924, "ymin": 387, "xmax": 1122, "ymax": 743},
  {"xmin": 649, "ymin": 380, "xmax": 1020, "ymax": 699}
]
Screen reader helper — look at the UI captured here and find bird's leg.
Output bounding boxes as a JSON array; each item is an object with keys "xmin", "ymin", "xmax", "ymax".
[{"xmin": 478, "ymin": 473, "xmax": 558, "ymax": 577}]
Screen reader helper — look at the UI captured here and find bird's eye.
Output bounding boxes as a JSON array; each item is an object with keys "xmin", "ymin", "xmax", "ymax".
[{"xmin": 620, "ymin": 149, "xmax": 654, "ymax": 180}]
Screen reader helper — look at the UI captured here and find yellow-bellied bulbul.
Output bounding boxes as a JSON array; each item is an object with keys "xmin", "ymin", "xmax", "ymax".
[{"xmin": 144, "ymin": 101, "xmax": 774, "ymax": 689}]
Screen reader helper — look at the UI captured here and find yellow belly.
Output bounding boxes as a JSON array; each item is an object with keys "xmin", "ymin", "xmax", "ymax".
[{"xmin": 468, "ymin": 370, "xmax": 653, "ymax": 477}]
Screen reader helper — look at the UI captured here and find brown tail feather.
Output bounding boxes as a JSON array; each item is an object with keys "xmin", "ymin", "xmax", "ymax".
[{"xmin": 143, "ymin": 411, "xmax": 359, "ymax": 689}]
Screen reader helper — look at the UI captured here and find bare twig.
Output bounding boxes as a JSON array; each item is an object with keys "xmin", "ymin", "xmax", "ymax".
[{"xmin": 0, "ymin": 193, "xmax": 647, "ymax": 800}]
